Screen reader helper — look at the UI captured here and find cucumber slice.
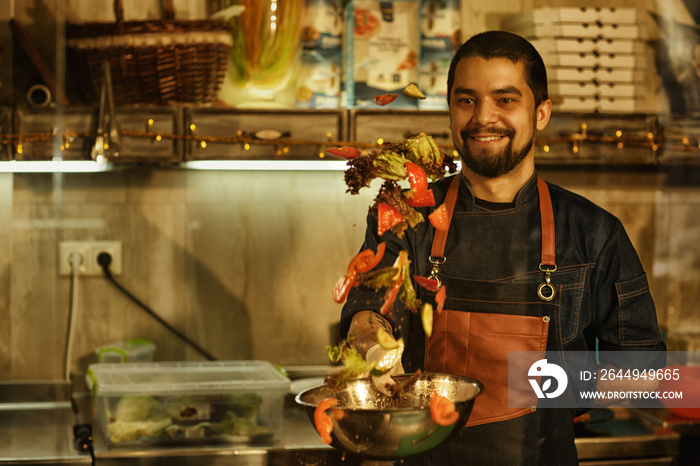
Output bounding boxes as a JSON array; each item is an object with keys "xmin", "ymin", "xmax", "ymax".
[
  {"xmin": 376, "ymin": 328, "xmax": 398, "ymax": 350},
  {"xmin": 422, "ymin": 303, "xmax": 434, "ymax": 338}
]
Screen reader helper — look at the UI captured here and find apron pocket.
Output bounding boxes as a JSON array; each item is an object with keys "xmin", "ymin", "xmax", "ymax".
[{"xmin": 425, "ymin": 310, "xmax": 549, "ymax": 426}]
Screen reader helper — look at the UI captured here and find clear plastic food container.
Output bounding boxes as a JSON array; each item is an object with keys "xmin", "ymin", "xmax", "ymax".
[{"xmin": 85, "ymin": 360, "xmax": 290, "ymax": 446}]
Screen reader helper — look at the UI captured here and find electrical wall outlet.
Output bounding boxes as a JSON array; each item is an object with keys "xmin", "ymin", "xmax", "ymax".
[{"xmin": 59, "ymin": 241, "xmax": 122, "ymax": 276}]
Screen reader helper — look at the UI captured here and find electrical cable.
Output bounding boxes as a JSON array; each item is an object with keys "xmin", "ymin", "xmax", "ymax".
[
  {"xmin": 97, "ymin": 252, "xmax": 216, "ymax": 361},
  {"xmin": 73, "ymin": 423, "xmax": 96, "ymax": 465},
  {"xmin": 64, "ymin": 252, "xmax": 82, "ymax": 380},
  {"xmin": 64, "ymin": 254, "xmax": 96, "ymax": 464}
]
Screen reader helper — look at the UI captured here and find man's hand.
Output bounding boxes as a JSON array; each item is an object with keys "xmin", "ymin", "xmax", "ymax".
[
  {"xmin": 347, "ymin": 310, "xmax": 396, "ymax": 356},
  {"xmin": 363, "ymin": 343, "xmax": 405, "ymax": 396},
  {"xmin": 348, "ymin": 311, "xmax": 405, "ymax": 395}
]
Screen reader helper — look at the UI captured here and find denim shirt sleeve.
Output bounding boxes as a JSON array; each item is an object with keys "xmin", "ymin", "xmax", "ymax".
[{"xmin": 593, "ymin": 219, "xmax": 666, "ymax": 358}]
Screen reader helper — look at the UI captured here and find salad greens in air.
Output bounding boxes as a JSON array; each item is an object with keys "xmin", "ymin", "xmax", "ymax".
[
  {"xmin": 343, "ymin": 133, "xmax": 457, "ymax": 238},
  {"xmin": 344, "ymin": 132, "xmax": 456, "ymax": 194},
  {"xmin": 104, "ymin": 393, "xmax": 271, "ymax": 444},
  {"xmin": 326, "ymin": 134, "xmax": 456, "ymax": 389},
  {"xmin": 332, "ymin": 133, "xmax": 454, "ymax": 313}
]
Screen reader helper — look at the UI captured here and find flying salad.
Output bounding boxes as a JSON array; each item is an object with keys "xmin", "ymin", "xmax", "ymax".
[{"xmin": 327, "ymin": 133, "xmax": 455, "ymax": 380}]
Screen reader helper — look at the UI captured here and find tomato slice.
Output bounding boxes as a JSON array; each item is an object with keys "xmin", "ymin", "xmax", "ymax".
[
  {"xmin": 326, "ymin": 146, "xmax": 361, "ymax": 159},
  {"xmin": 435, "ymin": 285, "xmax": 446, "ymax": 314},
  {"xmin": 404, "ymin": 161, "xmax": 428, "ymax": 197},
  {"xmin": 377, "ymin": 203, "xmax": 405, "ymax": 236},
  {"xmin": 414, "ymin": 275, "xmax": 439, "ymax": 292},
  {"xmin": 314, "ymin": 397, "xmax": 339, "ymax": 444},
  {"xmin": 373, "ymin": 93, "xmax": 398, "ymax": 106},
  {"xmin": 380, "ymin": 283, "xmax": 401, "ymax": 315},
  {"xmin": 347, "ymin": 249, "xmax": 373, "ymax": 275},
  {"xmin": 430, "ymin": 390, "xmax": 459, "ymax": 426},
  {"xmin": 428, "ymin": 203, "xmax": 450, "ymax": 231},
  {"xmin": 348, "ymin": 242, "xmax": 386, "ymax": 276},
  {"xmin": 406, "ymin": 188, "xmax": 435, "ymax": 207},
  {"xmin": 332, "ymin": 275, "xmax": 353, "ymax": 303}
]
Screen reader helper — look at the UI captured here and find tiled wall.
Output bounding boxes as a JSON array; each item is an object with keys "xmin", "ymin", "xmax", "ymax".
[{"xmin": 1, "ymin": 166, "xmax": 699, "ymax": 379}]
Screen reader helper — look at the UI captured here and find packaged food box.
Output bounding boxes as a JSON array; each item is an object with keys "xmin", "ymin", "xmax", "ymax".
[
  {"xmin": 552, "ymin": 95, "xmax": 645, "ymax": 113},
  {"xmin": 295, "ymin": 48, "xmax": 343, "ymax": 108},
  {"xmin": 417, "ymin": 48, "xmax": 452, "ymax": 110},
  {"xmin": 301, "ymin": 0, "xmax": 344, "ymax": 50},
  {"xmin": 85, "ymin": 361, "xmax": 290, "ymax": 447},
  {"xmin": 502, "ymin": 7, "xmax": 641, "ymax": 29},
  {"xmin": 548, "ymin": 67, "xmax": 646, "ymax": 83},
  {"xmin": 420, "ymin": 0, "xmax": 461, "ymax": 51},
  {"xmin": 508, "ymin": 22, "xmax": 644, "ymax": 40},
  {"xmin": 549, "ymin": 81, "xmax": 645, "ymax": 99},
  {"xmin": 343, "ymin": 0, "xmax": 420, "ymax": 109},
  {"xmin": 540, "ymin": 51, "xmax": 646, "ymax": 69},
  {"xmin": 529, "ymin": 38, "xmax": 645, "ymax": 56}
]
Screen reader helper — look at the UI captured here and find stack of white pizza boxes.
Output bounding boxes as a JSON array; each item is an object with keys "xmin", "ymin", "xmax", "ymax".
[{"xmin": 502, "ymin": 7, "xmax": 649, "ymax": 114}]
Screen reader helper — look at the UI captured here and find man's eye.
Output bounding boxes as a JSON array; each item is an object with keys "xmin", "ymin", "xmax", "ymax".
[{"xmin": 500, "ymin": 98, "xmax": 515, "ymax": 104}]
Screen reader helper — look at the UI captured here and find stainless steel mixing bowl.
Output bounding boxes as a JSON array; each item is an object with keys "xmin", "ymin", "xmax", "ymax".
[{"xmin": 295, "ymin": 372, "xmax": 483, "ymax": 460}]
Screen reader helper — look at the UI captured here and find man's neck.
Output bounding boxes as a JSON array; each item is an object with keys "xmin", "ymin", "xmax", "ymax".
[{"xmin": 461, "ymin": 160, "xmax": 535, "ymax": 203}]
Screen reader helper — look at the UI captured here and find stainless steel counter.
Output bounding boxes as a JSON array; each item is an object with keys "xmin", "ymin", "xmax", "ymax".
[
  {"xmin": 0, "ymin": 381, "xmax": 88, "ymax": 465},
  {"xmin": 1, "ymin": 378, "xmax": 354, "ymax": 466},
  {"xmin": 575, "ymin": 407, "xmax": 679, "ymax": 465},
  {"xmin": 630, "ymin": 407, "xmax": 700, "ymax": 465},
  {"xmin": 0, "ymin": 379, "xmax": 686, "ymax": 466}
]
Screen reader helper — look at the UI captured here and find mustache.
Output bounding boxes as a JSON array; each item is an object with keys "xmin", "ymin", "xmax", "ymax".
[{"xmin": 461, "ymin": 126, "xmax": 514, "ymax": 138}]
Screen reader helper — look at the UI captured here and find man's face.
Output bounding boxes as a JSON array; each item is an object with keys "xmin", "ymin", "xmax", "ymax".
[{"xmin": 449, "ymin": 56, "xmax": 550, "ymax": 178}]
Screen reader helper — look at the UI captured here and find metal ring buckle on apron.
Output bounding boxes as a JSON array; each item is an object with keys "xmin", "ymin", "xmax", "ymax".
[
  {"xmin": 537, "ymin": 263, "xmax": 557, "ymax": 301},
  {"xmin": 428, "ymin": 255, "xmax": 446, "ymax": 291}
]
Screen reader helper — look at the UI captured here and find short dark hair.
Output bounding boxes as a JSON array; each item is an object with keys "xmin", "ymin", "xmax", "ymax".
[{"xmin": 447, "ymin": 30, "xmax": 549, "ymax": 107}]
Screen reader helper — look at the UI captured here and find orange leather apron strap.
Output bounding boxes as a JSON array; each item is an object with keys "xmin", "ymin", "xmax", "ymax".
[
  {"xmin": 430, "ymin": 175, "xmax": 460, "ymax": 258},
  {"xmin": 537, "ymin": 177, "xmax": 556, "ymax": 267},
  {"xmin": 430, "ymin": 175, "xmax": 555, "ymax": 268}
]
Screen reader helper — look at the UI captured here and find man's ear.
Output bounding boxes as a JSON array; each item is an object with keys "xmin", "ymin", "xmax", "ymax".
[{"xmin": 536, "ymin": 99, "xmax": 552, "ymax": 131}]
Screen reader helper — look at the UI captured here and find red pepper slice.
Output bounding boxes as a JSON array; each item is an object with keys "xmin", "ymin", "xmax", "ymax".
[
  {"xmin": 348, "ymin": 242, "xmax": 386, "ymax": 276},
  {"xmin": 314, "ymin": 397, "xmax": 339, "ymax": 444},
  {"xmin": 326, "ymin": 146, "xmax": 361, "ymax": 159},
  {"xmin": 377, "ymin": 203, "xmax": 405, "ymax": 236},
  {"xmin": 428, "ymin": 203, "xmax": 450, "ymax": 231},
  {"xmin": 414, "ymin": 275, "xmax": 439, "ymax": 292},
  {"xmin": 373, "ymin": 93, "xmax": 398, "ymax": 106},
  {"xmin": 380, "ymin": 283, "xmax": 401, "ymax": 315},
  {"xmin": 435, "ymin": 285, "xmax": 446, "ymax": 314},
  {"xmin": 332, "ymin": 274, "xmax": 353, "ymax": 303},
  {"xmin": 406, "ymin": 188, "xmax": 435, "ymax": 207},
  {"xmin": 430, "ymin": 390, "xmax": 459, "ymax": 426},
  {"xmin": 405, "ymin": 161, "xmax": 428, "ymax": 197}
]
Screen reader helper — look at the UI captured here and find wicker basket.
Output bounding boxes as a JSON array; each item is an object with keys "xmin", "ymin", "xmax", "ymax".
[{"xmin": 66, "ymin": 0, "xmax": 233, "ymax": 105}]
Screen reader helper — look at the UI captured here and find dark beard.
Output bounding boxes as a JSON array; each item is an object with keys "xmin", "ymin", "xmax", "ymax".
[{"xmin": 459, "ymin": 126, "xmax": 534, "ymax": 178}]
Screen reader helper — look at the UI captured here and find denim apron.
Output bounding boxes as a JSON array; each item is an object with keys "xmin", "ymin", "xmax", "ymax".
[{"xmin": 408, "ymin": 176, "xmax": 579, "ymax": 465}]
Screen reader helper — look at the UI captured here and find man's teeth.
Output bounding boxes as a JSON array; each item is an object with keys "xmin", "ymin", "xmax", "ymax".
[{"xmin": 474, "ymin": 136, "xmax": 502, "ymax": 142}]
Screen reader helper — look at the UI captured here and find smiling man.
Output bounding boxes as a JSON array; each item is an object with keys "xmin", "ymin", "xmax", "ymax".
[
  {"xmin": 341, "ymin": 31, "xmax": 665, "ymax": 465},
  {"xmin": 447, "ymin": 32, "xmax": 552, "ymax": 203}
]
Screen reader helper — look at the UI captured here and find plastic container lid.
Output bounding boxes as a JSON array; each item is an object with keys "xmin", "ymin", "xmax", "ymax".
[
  {"xmin": 86, "ymin": 360, "xmax": 290, "ymax": 397},
  {"xmin": 95, "ymin": 339, "xmax": 156, "ymax": 363}
]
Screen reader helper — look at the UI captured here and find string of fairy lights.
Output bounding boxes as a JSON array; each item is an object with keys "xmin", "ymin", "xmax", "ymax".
[{"xmin": 1, "ymin": 118, "xmax": 700, "ymax": 162}]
